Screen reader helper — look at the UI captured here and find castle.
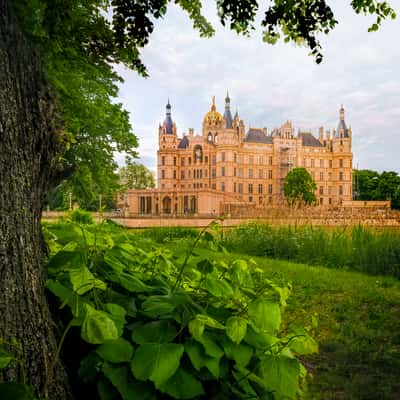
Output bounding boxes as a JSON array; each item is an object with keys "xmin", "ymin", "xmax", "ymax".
[{"xmin": 121, "ymin": 94, "xmax": 353, "ymax": 216}]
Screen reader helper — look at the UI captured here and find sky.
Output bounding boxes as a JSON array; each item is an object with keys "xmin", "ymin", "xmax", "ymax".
[{"xmin": 114, "ymin": 0, "xmax": 400, "ymax": 174}]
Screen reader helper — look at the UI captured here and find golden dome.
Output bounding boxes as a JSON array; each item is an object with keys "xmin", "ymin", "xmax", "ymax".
[{"xmin": 204, "ymin": 96, "xmax": 223, "ymax": 125}]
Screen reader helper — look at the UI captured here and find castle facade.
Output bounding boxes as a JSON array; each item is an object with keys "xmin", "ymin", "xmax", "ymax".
[{"xmin": 122, "ymin": 94, "xmax": 353, "ymax": 216}]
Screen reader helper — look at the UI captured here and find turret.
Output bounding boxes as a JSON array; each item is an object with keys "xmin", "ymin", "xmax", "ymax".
[{"xmin": 223, "ymin": 91, "xmax": 233, "ymax": 129}]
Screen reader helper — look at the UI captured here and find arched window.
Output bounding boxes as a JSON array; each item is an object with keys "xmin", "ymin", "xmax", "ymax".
[
  {"xmin": 207, "ymin": 132, "xmax": 213, "ymax": 142},
  {"xmin": 214, "ymin": 133, "xmax": 218, "ymax": 144}
]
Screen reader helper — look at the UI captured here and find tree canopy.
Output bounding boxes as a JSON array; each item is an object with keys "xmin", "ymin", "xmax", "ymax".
[
  {"xmin": 284, "ymin": 167, "xmax": 317, "ymax": 207},
  {"xmin": 354, "ymin": 169, "xmax": 400, "ymax": 209},
  {"xmin": 119, "ymin": 160, "xmax": 155, "ymax": 191}
]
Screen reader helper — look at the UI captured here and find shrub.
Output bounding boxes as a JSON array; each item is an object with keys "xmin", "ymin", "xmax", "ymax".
[
  {"xmin": 69, "ymin": 209, "xmax": 94, "ymax": 225},
  {"xmin": 42, "ymin": 221, "xmax": 317, "ymax": 400}
]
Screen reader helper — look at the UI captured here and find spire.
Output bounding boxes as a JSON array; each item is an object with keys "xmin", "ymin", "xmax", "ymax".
[
  {"xmin": 211, "ymin": 96, "xmax": 216, "ymax": 112},
  {"xmin": 164, "ymin": 99, "xmax": 173, "ymax": 134},
  {"xmin": 223, "ymin": 91, "xmax": 233, "ymax": 128},
  {"xmin": 336, "ymin": 104, "xmax": 348, "ymax": 138},
  {"xmin": 225, "ymin": 91, "xmax": 230, "ymax": 105}
]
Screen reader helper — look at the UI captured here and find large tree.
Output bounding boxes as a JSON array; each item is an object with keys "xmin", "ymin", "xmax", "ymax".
[
  {"xmin": 119, "ymin": 160, "xmax": 155, "ymax": 191},
  {"xmin": 283, "ymin": 167, "xmax": 317, "ymax": 207},
  {"xmin": 0, "ymin": 0, "xmax": 396, "ymax": 398}
]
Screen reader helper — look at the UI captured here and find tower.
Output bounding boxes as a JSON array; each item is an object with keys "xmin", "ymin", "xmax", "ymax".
[
  {"xmin": 223, "ymin": 91, "xmax": 233, "ymax": 129},
  {"xmin": 158, "ymin": 100, "xmax": 178, "ymax": 189},
  {"xmin": 332, "ymin": 105, "xmax": 353, "ymax": 204}
]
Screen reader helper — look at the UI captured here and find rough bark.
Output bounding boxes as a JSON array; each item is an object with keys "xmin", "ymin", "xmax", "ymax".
[{"xmin": 0, "ymin": 0, "xmax": 73, "ymax": 398}]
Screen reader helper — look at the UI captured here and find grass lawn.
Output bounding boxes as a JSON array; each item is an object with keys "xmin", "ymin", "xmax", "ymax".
[
  {"xmin": 255, "ymin": 258, "xmax": 400, "ymax": 400},
  {"xmin": 185, "ymin": 246, "xmax": 400, "ymax": 400}
]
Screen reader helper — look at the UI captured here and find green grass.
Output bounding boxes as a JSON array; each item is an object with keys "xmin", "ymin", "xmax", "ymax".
[
  {"xmin": 191, "ymin": 247, "xmax": 400, "ymax": 399},
  {"xmin": 221, "ymin": 224, "xmax": 400, "ymax": 278},
  {"xmin": 257, "ymin": 258, "xmax": 400, "ymax": 400}
]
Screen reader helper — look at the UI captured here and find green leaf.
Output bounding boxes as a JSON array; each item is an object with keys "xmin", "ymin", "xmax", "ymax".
[
  {"xmin": 104, "ymin": 303, "xmax": 126, "ymax": 336},
  {"xmin": 79, "ymin": 351, "xmax": 103, "ymax": 383},
  {"xmin": 104, "ymin": 248, "xmax": 129, "ymax": 273},
  {"xmin": 188, "ymin": 318, "xmax": 204, "ymax": 341},
  {"xmin": 158, "ymin": 368, "xmax": 205, "ymax": 399},
  {"xmin": 46, "ymin": 248, "xmax": 81, "ymax": 275},
  {"xmin": 257, "ymin": 355, "xmax": 301, "ymax": 399},
  {"xmin": 185, "ymin": 340, "xmax": 220, "ymax": 378},
  {"xmin": 244, "ymin": 325, "xmax": 278, "ymax": 349},
  {"xmin": 97, "ymin": 338, "xmax": 134, "ymax": 363},
  {"xmin": 286, "ymin": 326, "xmax": 318, "ymax": 355},
  {"xmin": 232, "ymin": 369, "xmax": 258, "ymax": 397},
  {"xmin": 103, "ymin": 363, "xmax": 155, "ymax": 400},
  {"xmin": 248, "ymin": 299, "xmax": 281, "ymax": 333},
  {"xmin": 119, "ymin": 272, "xmax": 152, "ymax": 292},
  {"xmin": 196, "ymin": 258, "xmax": 213, "ymax": 274},
  {"xmin": 81, "ymin": 305, "xmax": 119, "ymax": 344},
  {"xmin": 132, "ymin": 320, "xmax": 177, "ymax": 344},
  {"xmin": 226, "ymin": 316, "xmax": 247, "ymax": 344},
  {"xmin": 69, "ymin": 265, "xmax": 106, "ymax": 295},
  {"xmin": 0, "ymin": 383, "xmax": 35, "ymax": 400},
  {"xmin": 198, "ymin": 333, "xmax": 224, "ymax": 359},
  {"xmin": 188, "ymin": 314, "xmax": 224, "ymax": 341},
  {"xmin": 141, "ymin": 295, "xmax": 176, "ymax": 317},
  {"xmin": 46, "ymin": 279, "xmax": 86, "ymax": 322},
  {"xmin": 206, "ymin": 276, "xmax": 234, "ymax": 297},
  {"xmin": 221, "ymin": 338, "xmax": 253, "ymax": 366},
  {"xmin": 131, "ymin": 343, "xmax": 184, "ymax": 387}
]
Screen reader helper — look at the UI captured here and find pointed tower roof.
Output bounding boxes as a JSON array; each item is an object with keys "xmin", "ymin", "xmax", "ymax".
[
  {"xmin": 335, "ymin": 104, "xmax": 349, "ymax": 138},
  {"xmin": 223, "ymin": 91, "xmax": 233, "ymax": 128},
  {"xmin": 164, "ymin": 99, "xmax": 174, "ymax": 134}
]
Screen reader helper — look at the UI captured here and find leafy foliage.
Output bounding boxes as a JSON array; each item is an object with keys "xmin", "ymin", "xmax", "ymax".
[
  {"xmin": 119, "ymin": 160, "xmax": 155, "ymax": 191},
  {"xmin": 42, "ymin": 218, "xmax": 317, "ymax": 399},
  {"xmin": 284, "ymin": 167, "xmax": 317, "ymax": 207},
  {"xmin": 354, "ymin": 169, "xmax": 400, "ymax": 209}
]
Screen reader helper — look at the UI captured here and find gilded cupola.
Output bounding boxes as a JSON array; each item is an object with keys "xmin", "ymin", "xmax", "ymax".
[{"xmin": 203, "ymin": 96, "xmax": 224, "ymax": 126}]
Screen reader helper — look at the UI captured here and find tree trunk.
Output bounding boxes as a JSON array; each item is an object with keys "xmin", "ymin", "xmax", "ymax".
[{"xmin": 0, "ymin": 1, "xmax": 73, "ymax": 398}]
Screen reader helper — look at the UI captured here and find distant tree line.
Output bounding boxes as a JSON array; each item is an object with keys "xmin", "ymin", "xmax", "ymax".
[{"xmin": 353, "ymin": 170, "xmax": 400, "ymax": 209}]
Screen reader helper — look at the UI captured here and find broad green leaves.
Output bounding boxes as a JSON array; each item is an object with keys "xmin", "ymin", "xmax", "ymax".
[
  {"xmin": 45, "ymin": 220, "xmax": 316, "ymax": 400},
  {"xmin": 248, "ymin": 299, "xmax": 281, "ymax": 333},
  {"xmin": 81, "ymin": 305, "xmax": 120, "ymax": 344},
  {"xmin": 131, "ymin": 343, "xmax": 184, "ymax": 387},
  {"xmin": 158, "ymin": 368, "xmax": 204, "ymax": 399},
  {"xmin": 258, "ymin": 355, "xmax": 302, "ymax": 399},
  {"xmin": 132, "ymin": 320, "xmax": 177, "ymax": 344},
  {"xmin": 97, "ymin": 338, "xmax": 134, "ymax": 363},
  {"xmin": 226, "ymin": 316, "xmax": 247, "ymax": 344}
]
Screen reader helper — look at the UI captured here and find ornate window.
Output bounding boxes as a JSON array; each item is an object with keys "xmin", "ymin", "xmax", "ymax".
[{"xmin": 194, "ymin": 145, "xmax": 203, "ymax": 162}]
